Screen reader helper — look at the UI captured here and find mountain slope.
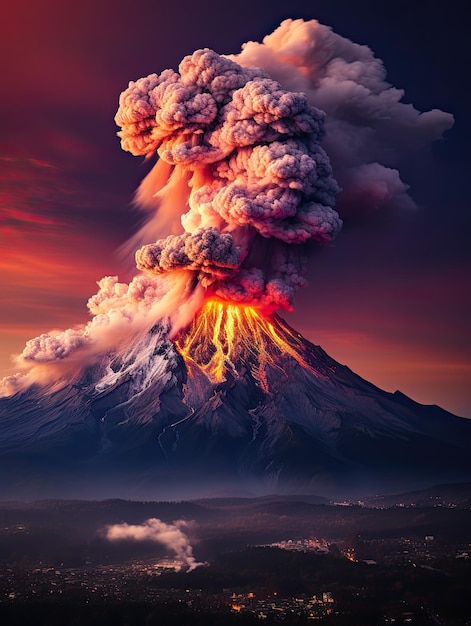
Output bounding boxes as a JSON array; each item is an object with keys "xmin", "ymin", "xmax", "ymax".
[{"xmin": 0, "ymin": 315, "xmax": 470, "ymax": 500}]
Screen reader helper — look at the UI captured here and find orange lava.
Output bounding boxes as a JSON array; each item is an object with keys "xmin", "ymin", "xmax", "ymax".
[{"xmin": 175, "ymin": 299, "xmax": 316, "ymax": 389}]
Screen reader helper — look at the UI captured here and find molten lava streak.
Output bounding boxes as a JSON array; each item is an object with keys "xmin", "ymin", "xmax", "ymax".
[{"xmin": 175, "ymin": 299, "xmax": 317, "ymax": 390}]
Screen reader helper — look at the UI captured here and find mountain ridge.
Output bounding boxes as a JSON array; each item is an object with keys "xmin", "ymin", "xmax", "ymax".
[{"xmin": 1, "ymin": 313, "xmax": 470, "ymax": 500}]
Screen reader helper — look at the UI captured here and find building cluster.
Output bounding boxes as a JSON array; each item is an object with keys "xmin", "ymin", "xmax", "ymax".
[
  {"xmin": 0, "ymin": 560, "xmax": 182, "ymax": 604},
  {"xmin": 228, "ymin": 590, "xmax": 334, "ymax": 620},
  {"xmin": 259, "ymin": 532, "xmax": 470, "ymax": 565},
  {"xmin": 259, "ymin": 538, "xmax": 330, "ymax": 554},
  {"xmin": 0, "ymin": 562, "xmax": 336, "ymax": 621},
  {"xmin": 340, "ymin": 535, "xmax": 471, "ymax": 566}
]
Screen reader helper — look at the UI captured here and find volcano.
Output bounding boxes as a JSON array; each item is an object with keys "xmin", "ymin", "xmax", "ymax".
[
  {"xmin": 1, "ymin": 301, "xmax": 470, "ymax": 501},
  {"xmin": 0, "ymin": 24, "xmax": 467, "ymax": 500}
]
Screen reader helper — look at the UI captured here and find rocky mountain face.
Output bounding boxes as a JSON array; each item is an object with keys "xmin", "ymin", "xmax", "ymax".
[{"xmin": 0, "ymin": 315, "xmax": 470, "ymax": 500}]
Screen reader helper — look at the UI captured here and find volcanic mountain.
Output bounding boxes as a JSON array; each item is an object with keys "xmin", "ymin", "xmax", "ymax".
[{"xmin": 1, "ymin": 301, "xmax": 470, "ymax": 501}]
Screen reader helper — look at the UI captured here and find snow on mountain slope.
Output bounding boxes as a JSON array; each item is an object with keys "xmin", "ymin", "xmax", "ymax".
[{"xmin": 0, "ymin": 315, "xmax": 469, "ymax": 500}]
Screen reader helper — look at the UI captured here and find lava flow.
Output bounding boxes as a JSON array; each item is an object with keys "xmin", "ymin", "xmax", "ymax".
[{"xmin": 175, "ymin": 299, "xmax": 319, "ymax": 390}]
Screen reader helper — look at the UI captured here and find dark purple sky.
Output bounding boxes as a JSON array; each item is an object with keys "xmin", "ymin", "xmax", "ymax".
[{"xmin": 1, "ymin": 0, "xmax": 469, "ymax": 416}]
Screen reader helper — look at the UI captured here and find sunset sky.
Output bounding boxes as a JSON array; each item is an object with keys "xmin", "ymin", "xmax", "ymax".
[{"xmin": 1, "ymin": 0, "xmax": 469, "ymax": 416}]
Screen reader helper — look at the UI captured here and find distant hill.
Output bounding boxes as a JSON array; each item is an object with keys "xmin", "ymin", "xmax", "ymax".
[{"xmin": 365, "ymin": 482, "xmax": 471, "ymax": 509}]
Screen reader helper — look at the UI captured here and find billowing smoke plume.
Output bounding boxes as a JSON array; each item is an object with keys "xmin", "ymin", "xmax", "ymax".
[
  {"xmin": 0, "ymin": 18, "xmax": 452, "ymax": 396},
  {"xmin": 117, "ymin": 47, "xmax": 341, "ymax": 310},
  {"xmin": 230, "ymin": 18, "xmax": 453, "ymax": 216},
  {"xmin": 105, "ymin": 518, "xmax": 204, "ymax": 572},
  {"xmin": 0, "ymin": 272, "xmax": 203, "ymax": 395}
]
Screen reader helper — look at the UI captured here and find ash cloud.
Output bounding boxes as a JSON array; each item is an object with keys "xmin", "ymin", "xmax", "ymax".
[
  {"xmin": 116, "ymin": 18, "xmax": 452, "ymax": 310},
  {"xmin": 0, "ymin": 18, "xmax": 452, "ymax": 395},
  {"xmin": 117, "ymin": 47, "xmax": 341, "ymax": 310},
  {"xmin": 231, "ymin": 18, "xmax": 453, "ymax": 218},
  {"xmin": 105, "ymin": 518, "xmax": 204, "ymax": 572}
]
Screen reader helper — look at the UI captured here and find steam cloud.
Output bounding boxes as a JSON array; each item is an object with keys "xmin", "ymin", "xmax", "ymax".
[
  {"xmin": 1, "ymin": 18, "xmax": 453, "ymax": 396},
  {"xmin": 105, "ymin": 518, "xmax": 204, "ymax": 571}
]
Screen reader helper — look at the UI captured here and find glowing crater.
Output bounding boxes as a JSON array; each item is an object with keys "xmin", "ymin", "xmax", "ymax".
[{"xmin": 175, "ymin": 299, "xmax": 316, "ymax": 390}]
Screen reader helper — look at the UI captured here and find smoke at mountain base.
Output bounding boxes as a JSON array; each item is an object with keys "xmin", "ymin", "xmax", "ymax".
[{"xmin": 105, "ymin": 518, "xmax": 204, "ymax": 572}]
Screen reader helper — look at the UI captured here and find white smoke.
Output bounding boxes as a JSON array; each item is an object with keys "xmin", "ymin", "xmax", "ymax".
[
  {"xmin": 1, "ymin": 272, "xmax": 204, "ymax": 395},
  {"xmin": 105, "ymin": 518, "xmax": 204, "ymax": 572}
]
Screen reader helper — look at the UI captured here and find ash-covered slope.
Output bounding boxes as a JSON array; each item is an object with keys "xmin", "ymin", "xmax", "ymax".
[{"xmin": 0, "ymin": 316, "xmax": 470, "ymax": 500}]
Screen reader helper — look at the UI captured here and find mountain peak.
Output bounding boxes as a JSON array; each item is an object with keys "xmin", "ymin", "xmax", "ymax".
[{"xmin": 0, "ymin": 311, "xmax": 470, "ymax": 501}]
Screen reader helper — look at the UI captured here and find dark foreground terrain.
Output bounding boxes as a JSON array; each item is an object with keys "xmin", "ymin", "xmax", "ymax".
[{"xmin": 0, "ymin": 489, "xmax": 470, "ymax": 625}]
